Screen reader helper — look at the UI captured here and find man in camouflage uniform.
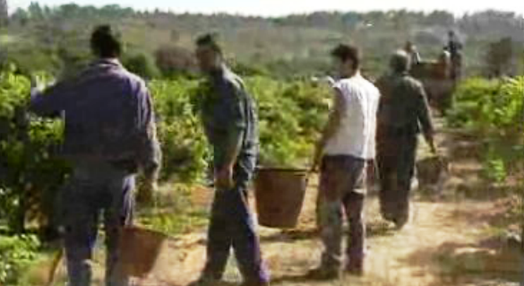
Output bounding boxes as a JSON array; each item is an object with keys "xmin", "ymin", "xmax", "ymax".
[
  {"xmin": 376, "ymin": 50, "xmax": 436, "ymax": 229},
  {"xmin": 29, "ymin": 25, "xmax": 161, "ymax": 286},
  {"xmin": 189, "ymin": 34, "xmax": 269, "ymax": 286}
]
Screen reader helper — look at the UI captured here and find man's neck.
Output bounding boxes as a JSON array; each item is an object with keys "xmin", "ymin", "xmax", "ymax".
[
  {"xmin": 340, "ymin": 69, "xmax": 360, "ymax": 79},
  {"xmin": 208, "ymin": 64, "xmax": 226, "ymax": 78},
  {"xmin": 95, "ymin": 57, "xmax": 120, "ymax": 65},
  {"xmin": 393, "ymin": 70, "xmax": 409, "ymax": 76}
]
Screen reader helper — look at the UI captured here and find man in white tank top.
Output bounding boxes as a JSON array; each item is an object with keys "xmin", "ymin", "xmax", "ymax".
[{"xmin": 309, "ymin": 44, "xmax": 380, "ymax": 280}]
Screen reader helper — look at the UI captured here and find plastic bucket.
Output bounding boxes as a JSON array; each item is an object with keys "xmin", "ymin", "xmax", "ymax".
[{"xmin": 254, "ymin": 167, "xmax": 308, "ymax": 229}]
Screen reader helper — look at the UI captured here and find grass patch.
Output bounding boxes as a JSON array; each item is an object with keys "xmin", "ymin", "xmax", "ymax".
[{"xmin": 137, "ymin": 183, "xmax": 209, "ymax": 237}]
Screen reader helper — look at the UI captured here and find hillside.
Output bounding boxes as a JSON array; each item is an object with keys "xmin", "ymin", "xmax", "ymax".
[{"xmin": 3, "ymin": 4, "xmax": 524, "ymax": 77}]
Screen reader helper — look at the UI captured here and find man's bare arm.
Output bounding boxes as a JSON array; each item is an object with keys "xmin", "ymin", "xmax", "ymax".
[{"xmin": 312, "ymin": 88, "xmax": 345, "ymax": 169}]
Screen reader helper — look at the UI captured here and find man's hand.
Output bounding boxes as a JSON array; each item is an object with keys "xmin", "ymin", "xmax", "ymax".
[
  {"xmin": 311, "ymin": 140, "xmax": 324, "ymax": 173},
  {"xmin": 311, "ymin": 152, "xmax": 322, "ymax": 173},
  {"xmin": 429, "ymin": 141, "xmax": 438, "ymax": 155},
  {"xmin": 216, "ymin": 166, "xmax": 234, "ymax": 190},
  {"xmin": 424, "ymin": 131, "xmax": 437, "ymax": 155},
  {"xmin": 30, "ymin": 74, "xmax": 39, "ymax": 89}
]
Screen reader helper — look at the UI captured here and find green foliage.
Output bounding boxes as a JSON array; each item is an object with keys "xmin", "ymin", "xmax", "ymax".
[
  {"xmin": 483, "ymin": 151, "xmax": 507, "ymax": 183},
  {"xmin": 149, "ymin": 76, "xmax": 331, "ymax": 181},
  {"xmin": 0, "ymin": 235, "xmax": 40, "ymax": 286},
  {"xmin": 0, "ymin": 62, "xmax": 330, "ymax": 235},
  {"xmin": 137, "ymin": 184, "xmax": 208, "ymax": 235},
  {"xmin": 7, "ymin": 4, "xmax": 524, "ymax": 79},
  {"xmin": 446, "ymin": 78, "xmax": 500, "ymax": 130},
  {"xmin": 247, "ymin": 77, "xmax": 330, "ymax": 167},
  {"xmin": 123, "ymin": 52, "xmax": 160, "ymax": 80},
  {"xmin": 0, "ymin": 67, "xmax": 70, "ymax": 234},
  {"xmin": 149, "ymin": 79, "xmax": 209, "ymax": 182},
  {"xmin": 447, "ymin": 76, "xmax": 524, "ymax": 182}
]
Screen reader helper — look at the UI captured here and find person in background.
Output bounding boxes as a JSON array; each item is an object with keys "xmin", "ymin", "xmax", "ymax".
[
  {"xmin": 189, "ymin": 34, "xmax": 269, "ymax": 286},
  {"xmin": 404, "ymin": 41, "xmax": 422, "ymax": 66},
  {"xmin": 446, "ymin": 30, "xmax": 463, "ymax": 79},
  {"xmin": 310, "ymin": 44, "xmax": 381, "ymax": 280},
  {"xmin": 375, "ymin": 50, "xmax": 436, "ymax": 230},
  {"xmin": 29, "ymin": 25, "xmax": 161, "ymax": 286}
]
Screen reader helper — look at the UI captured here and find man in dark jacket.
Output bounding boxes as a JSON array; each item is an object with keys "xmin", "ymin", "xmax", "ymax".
[
  {"xmin": 29, "ymin": 25, "xmax": 161, "ymax": 286},
  {"xmin": 376, "ymin": 50, "xmax": 436, "ymax": 229},
  {"xmin": 189, "ymin": 34, "xmax": 269, "ymax": 286},
  {"xmin": 446, "ymin": 30, "xmax": 463, "ymax": 80}
]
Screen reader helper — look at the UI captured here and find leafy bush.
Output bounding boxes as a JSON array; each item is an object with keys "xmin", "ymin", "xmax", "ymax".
[
  {"xmin": 0, "ymin": 65, "xmax": 331, "ymax": 234},
  {"xmin": 123, "ymin": 52, "xmax": 160, "ymax": 80},
  {"xmin": 0, "ymin": 66, "xmax": 69, "ymax": 234},
  {"xmin": 0, "ymin": 235, "xmax": 40, "ymax": 286},
  {"xmin": 248, "ymin": 77, "xmax": 330, "ymax": 167},
  {"xmin": 150, "ymin": 76, "xmax": 331, "ymax": 180},
  {"xmin": 447, "ymin": 76, "xmax": 524, "ymax": 181},
  {"xmin": 149, "ymin": 79, "xmax": 209, "ymax": 182}
]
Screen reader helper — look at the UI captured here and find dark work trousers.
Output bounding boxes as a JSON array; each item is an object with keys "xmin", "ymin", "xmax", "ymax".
[
  {"xmin": 60, "ymin": 161, "xmax": 135, "ymax": 286},
  {"xmin": 202, "ymin": 154, "xmax": 269, "ymax": 284},
  {"xmin": 318, "ymin": 155, "xmax": 366, "ymax": 270},
  {"xmin": 377, "ymin": 132, "xmax": 418, "ymax": 227}
]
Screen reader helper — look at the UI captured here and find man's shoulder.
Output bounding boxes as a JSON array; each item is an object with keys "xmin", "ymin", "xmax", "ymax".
[
  {"xmin": 222, "ymin": 70, "xmax": 245, "ymax": 91},
  {"xmin": 118, "ymin": 68, "xmax": 147, "ymax": 88},
  {"xmin": 219, "ymin": 70, "xmax": 250, "ymax": 101},
  {"xmin": 336, "ymin": 77, "xmax": 380, "ymax": 100},
  {"xmin": 401, "ymin": 75, "xmax": 424, "ymax": 89},
  {"xmin": 355, "ymin": 76, "xmax": 380, "ymax": 94}
]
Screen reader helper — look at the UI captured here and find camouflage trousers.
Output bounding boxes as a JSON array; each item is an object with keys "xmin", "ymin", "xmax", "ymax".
[
  {"xmin": 318, "ymin": 155, "xmax": 367, "ymax": 270},
  {"xmin": 59, "ymin": 161, "xmax": 135, "ymax": 286},
  {"xmin": 377, "ymin": 133, "xmax": 418, "ymax": 227}
]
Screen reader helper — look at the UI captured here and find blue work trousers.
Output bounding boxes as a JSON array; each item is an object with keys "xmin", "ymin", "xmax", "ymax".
[
  {"xmin": 60, "ymin": 162, "xmax": 135, "ymax": 286},
  {"xmin": 202, "ymin": 154, "xmax": 269, "ymax": 284}
]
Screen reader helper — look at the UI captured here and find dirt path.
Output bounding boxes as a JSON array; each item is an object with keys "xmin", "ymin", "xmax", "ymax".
[
  {"xmin": 30, "ymin": 121, "xmax": 523, "ymax": 286},
  {"xmin": 133, "ymin": 120, "xmax": 522, "ymax": 286},
  {"xmin": 140, "ymin": 193, "xmax": 520, "ymax": 286}
]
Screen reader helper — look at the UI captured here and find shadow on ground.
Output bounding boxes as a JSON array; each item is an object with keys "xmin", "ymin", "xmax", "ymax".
[{"xmin": 400, "ymin": 238, "xmax": 523, "ymax": 286}]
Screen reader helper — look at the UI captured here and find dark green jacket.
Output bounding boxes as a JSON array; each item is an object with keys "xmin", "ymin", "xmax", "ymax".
[
  {"xmin": 376, "ymin": 72, "xmax": 434, "ymax": 138},
  {"xmin": 200, "ymin": 66, "xmax": 259, "ymax": 169}
]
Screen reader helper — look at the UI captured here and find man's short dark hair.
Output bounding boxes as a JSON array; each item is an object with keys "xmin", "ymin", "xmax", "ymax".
[
  {"xmin": 195, "ymin": 33, "xmax": 222, "ymax": 55},
  {"xmin": 90, "ymin": 25, "xmax": 122, "ymax": 58},
  {"xmin": 331, "ymin": 44, "xmax": 361, "ymax": 70},
  {"xmin": 391, "ymin": 50, "xmax": 410, "ymax": 73}
]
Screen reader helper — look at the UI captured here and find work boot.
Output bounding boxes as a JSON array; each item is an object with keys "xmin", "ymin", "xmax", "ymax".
[
  {"xmin": 393, "ymin": 212, "xmax": 409, "ymax": 230},
  {"xmin": 306, "ymin": 266, "xmax": 341, "ymax": 280},
  {"xmin": 345, "ymin": 261, "xmax": 364, "ymax": 276}
]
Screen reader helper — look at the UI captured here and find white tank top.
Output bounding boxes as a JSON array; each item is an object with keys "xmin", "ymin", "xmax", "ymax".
[{"xmin": 323, "ymin": 74, "xmax": 381, "ymax": 160}]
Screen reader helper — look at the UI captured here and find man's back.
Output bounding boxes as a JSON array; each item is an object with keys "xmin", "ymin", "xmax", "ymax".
[
  {"xmin": 30, "ymin": 59, "xmax": 154, "ymax": 164},
  {"xmin": 324, "ymin": 74, "xmax": 381, "ymax": 160},
  {"xmin": 376, "ymin": 73, "xmax": 432, "ymax": 136}
]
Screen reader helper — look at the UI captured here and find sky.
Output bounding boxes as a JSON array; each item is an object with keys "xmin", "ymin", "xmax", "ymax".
[{"xmin": 9, "ymin": 0, "xmax": 524, "ymax": 16}]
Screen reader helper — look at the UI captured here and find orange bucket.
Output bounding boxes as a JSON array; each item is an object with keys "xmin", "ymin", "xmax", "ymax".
[
  {"xmin": 114, "ymin": 226, "xmax": 167, "ymax": 279},
  {"xmin": 254, "ymin": 167, "xmax": 308, "ymax": 229}
]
